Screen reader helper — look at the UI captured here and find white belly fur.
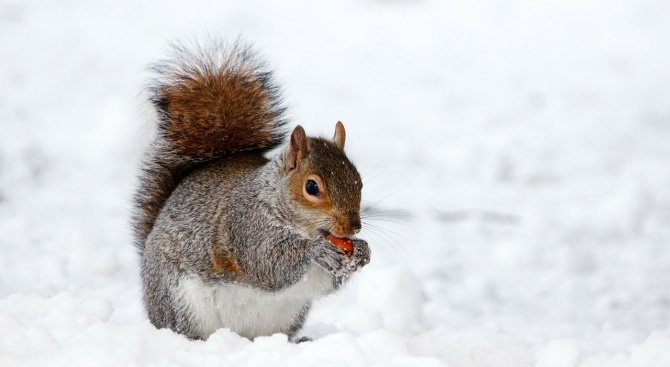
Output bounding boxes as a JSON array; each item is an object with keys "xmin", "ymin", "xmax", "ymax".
[{"xmin": 178, "ymin": 264, "xmax": 333, "ymax": 339}]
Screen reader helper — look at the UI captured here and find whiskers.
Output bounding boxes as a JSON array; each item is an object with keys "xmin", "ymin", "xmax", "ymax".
[
  {"xmin": 299, "ymin": 168, "xmax": 419, "ymax": 264},
  {"xmin": 357, "ymin": 168, "xmax": 418, "ymax": 261},
  {"xmin": 301, "ymin": 217, "xmax": 332, "ymax": 238},
  {"xmin": 359, "ymin": 204, "xmax": 418, "ymax": 261}
]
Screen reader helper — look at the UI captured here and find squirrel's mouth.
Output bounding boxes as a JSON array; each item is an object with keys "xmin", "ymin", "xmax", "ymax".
[
  {"xmin": 319, "ymin": 229, "xmax": 332, "ymax": 240},
  {"xmin": 319, "ymin": 228, "xmax": 351, "ymax": 240},
  {"xmin": 320, "ymin": 229, "xmax": 355, "ymax": 257}
]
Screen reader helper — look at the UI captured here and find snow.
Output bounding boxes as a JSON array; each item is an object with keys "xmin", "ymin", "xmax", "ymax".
[{"xmin": 2, "ymin": 0, "xmax": 670, "ymax": 365}]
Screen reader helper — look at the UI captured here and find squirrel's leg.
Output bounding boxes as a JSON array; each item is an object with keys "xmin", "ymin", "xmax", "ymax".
[
  {"xmin": 286, "ymin": 303, "xmax": 312, "ymax": 343},
  {"xmin": 142, "ymin": 239, "xmax": 204, "ymax": 340},
  {"xmin": 141, "ymin": 249, "xmax": 181, "ymax": 334}
]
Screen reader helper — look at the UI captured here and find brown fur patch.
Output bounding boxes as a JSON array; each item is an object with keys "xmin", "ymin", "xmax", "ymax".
[{"xmin": 211, "ymin": 247, "xmax": 243, "ymax": 276}]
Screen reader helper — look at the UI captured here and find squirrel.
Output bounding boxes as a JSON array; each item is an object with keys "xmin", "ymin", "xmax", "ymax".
[{"xmin": 132, "ymin": 40, "xmax": 371, "ymax": 342}]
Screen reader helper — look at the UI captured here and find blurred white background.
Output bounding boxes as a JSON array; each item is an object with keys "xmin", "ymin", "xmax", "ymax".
[{"xmin": 1, "ymin": 1, "xmax": 670, "ymax": 366}]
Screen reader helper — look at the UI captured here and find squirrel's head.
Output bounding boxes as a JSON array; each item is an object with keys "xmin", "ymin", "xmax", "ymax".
[{"xmin": 283, "ymin": 122, "xmax": 363, "ymax": 240}]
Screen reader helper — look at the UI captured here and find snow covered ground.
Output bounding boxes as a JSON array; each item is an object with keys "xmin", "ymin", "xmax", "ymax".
[{"xmin": 2, "ymin": 0, "xmax": 670, "ymax": 365}]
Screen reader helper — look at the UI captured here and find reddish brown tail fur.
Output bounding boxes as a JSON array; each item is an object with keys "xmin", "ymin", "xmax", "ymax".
[{"xmin": 132, "ymin": 40, "xmax": 288, "ymax": 252}]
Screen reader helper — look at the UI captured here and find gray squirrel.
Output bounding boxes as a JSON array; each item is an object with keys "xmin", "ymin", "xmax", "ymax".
[{"xmin": 132, "ymin": 40, "xmax": 371, "ymax": 341}]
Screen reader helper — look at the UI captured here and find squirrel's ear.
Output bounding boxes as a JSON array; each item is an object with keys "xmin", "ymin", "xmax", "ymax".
[
  {"xmin": 287, "ymin": 125, "xmax": 310, "ymax": 171},
  {"xmin": 332, "ymin": 121, "xmax": 346, "ymax": 150}
]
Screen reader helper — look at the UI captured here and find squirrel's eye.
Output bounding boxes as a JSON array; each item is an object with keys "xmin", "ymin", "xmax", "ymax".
[{"xmin": 305, "ymin": 179, "xmax": 320, "ymax": 196}]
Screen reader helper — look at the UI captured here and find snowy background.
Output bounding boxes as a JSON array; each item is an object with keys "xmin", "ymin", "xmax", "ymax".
[{"xmin": 2, "ymin": 0, "xmax": 670, "ymax": 366}]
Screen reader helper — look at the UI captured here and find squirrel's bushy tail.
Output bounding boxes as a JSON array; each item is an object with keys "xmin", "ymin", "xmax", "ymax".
[{"xmin": 133, "ymin": 40, "xmax": 288, "ymax": 252}]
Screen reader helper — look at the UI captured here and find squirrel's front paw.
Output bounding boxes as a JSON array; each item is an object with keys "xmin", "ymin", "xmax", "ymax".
[
  {"xmin": 348, "ymin": 238, "xmax": 371, "ymax": 271},
  {"xmin": 314, "ymin": 238, "xmax": 370, "ymax": 277}
]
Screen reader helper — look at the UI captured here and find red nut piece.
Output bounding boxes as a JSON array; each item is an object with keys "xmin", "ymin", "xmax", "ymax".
[{"xmin": 326, "ymin": 235, "xmax": 354, "ymax": 257}]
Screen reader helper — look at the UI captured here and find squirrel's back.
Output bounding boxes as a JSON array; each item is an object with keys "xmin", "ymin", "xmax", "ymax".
[{"xmin": 132, "ymin": 40, "xmax": 289, "ymax": 252}]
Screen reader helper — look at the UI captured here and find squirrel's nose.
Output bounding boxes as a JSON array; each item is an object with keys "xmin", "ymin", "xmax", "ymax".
[{"xmin": 350, "ymin": 218, "xmax": 362, "ymax": 234}]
